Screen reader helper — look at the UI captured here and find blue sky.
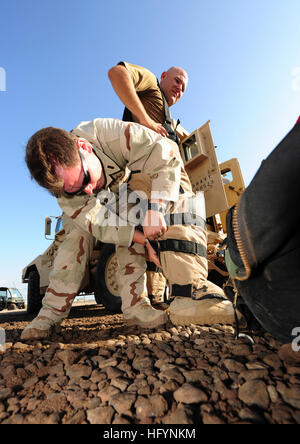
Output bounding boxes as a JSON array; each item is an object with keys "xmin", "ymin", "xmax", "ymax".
[{"xmin": 1, "ymin": 0, "xmax": 299, "ymax": 295}]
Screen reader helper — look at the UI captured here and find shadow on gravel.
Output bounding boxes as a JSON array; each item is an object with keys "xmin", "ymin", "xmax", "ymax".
[
  {"xmin": 68, "ymin": 304, "xmax": 117, "ymax": 319},
  {"xmin": 0, "ymin": 304, "xmax": 112, "ymax": 323},
  {"xmin": 0, "ymin": 303, "xmax": 161, "ymax": 346}
]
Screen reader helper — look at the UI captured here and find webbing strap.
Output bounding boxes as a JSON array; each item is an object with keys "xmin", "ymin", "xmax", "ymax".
[
  {"xmin": 171, "ymin": 284, "xmax": 192, "ymax": 297},
  {"xmin": 157, "ymin": 239, "xmax": 207, "ymax": 257},
  {"xmin": 146, "ymin": 261, "xmax": 159, "ymax": 272},
  {"xmin": 158, "ymin": 82, "xmax": 180, "ymax": 145},
  {"xmin": 164, "ymin": 213, "xmax": 206, "ymax": 229},
  {"xmin": 135, "ymin": 212, "xmax": 206, "ymax": 231}
]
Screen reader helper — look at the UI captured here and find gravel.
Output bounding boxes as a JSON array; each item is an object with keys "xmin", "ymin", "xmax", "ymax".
[{"xmin": 0, "ymin": 304, "xmax": 299, "ymax": 424}]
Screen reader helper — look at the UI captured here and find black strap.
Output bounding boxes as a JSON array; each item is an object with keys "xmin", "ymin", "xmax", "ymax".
[
  {"xmin": 156, "ymin": 239, "xmax": 207, "ymax": 257},
  {"xmin": 122, "ymin": 107, "xmax": 133, "ymax": 123},
  {"xmin": 135, "ymin": 210, "xmax": 206, "ymax": 230},
  {"xmin": 171, "ymin": 284, "xmax": 193, "ymax": 298},
  {"xmin": 146, "ymin": 261, "xmax": 159, "ymax": 272},
  {"xmin": 164, "ymin": 213, "xmax": 206, "ymax": 229},
  {"xmin": 158, "ymin": 80, "xmax": 180, "ymax": 145}
]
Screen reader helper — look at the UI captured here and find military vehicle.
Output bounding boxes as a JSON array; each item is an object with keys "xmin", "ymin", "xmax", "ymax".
[
  {"xmin": 0, "ymin": 287, "xmax": 26, "ymax": 311},
  {"xmin": 22, "ymin": 121, "xmax": 245, "ymax": 314}
]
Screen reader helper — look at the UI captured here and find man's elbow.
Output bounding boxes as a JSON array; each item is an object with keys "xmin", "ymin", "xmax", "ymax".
[
  {"xmin": 108, "ymin": 65, "xmax": 120, "ymax": 80},
  {"xmin": 107, "ymin": 66, "xmax": 116, "ymax": 80},
  {"xmin": 108, "ymin": 64, "xmax": 126, "ymax": 82}
]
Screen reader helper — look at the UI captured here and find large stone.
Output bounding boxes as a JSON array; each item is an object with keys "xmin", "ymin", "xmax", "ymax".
[
  {"xmin": 202, "ymin": 412, "xmax": 226, "ymax": 424},
  {"xmin": 98, "ymin": 358, "xmax": 119, "ymax": 369},
  {"xmin": 174, "ymin": 383, "xmax": 208, "ymax": 404},
  {"xmin": 162, "ymin": 404, "xmax": 193, "ymax": 424},
  {"xmin": 276, "ymin": 382, "xmax": 300, "ymax": 409},
  {"xmin": 109, "ymin": 392, "xmax": 136, "ymax": 415},
  {"xmin": 278, "ymin": 344, "xmax": 300, "ymax": 365},
  {"xmin": 56, "ymin": 349, "xmax": 78, "ymax": 366},
  {"xmin": 238, "ymin": 380, "xmax": 270, "ymax": 410},
  {"xmin": 149, "ymin": 395, "xmax": 168, "ymax": 417},
  {"xmin": 132, "ymin": 356, "xmax": 154, "ymax": 372},
  {"xmin": 223, "ymin": 359, "xmax": 246, "ymax": 373},
  {"xmin": 262, "ymin": 353, "xmax": 282, "ymax": 370},
  {"xmin": 65, "ymin": 364, "xmax": 92, "ymax": 379},
  {"xmin": 0, "ymin": 388, "xmax": 12, "ymax": 401},
  {"xmin": 135, "ymin": 396, "xmax": 153, "ymax": 419},
  {"xmin": 87, "ymin": 406, "xmax": 114, "ymax": 424}
]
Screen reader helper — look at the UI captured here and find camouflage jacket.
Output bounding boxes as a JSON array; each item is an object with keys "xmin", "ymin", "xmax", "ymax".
[{"xmin": 57, "ymin": 118, "xmax": 182, "ymax": 246}]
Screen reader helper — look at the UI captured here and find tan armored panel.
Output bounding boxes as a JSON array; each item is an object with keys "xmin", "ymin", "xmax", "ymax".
[
  {"xmin": 219, "ymin": 158, "xmax": 245, "ymax": 232},
  {"xmin": 179, "ymin": 121, "xmax": 228, "ymax": 218}
]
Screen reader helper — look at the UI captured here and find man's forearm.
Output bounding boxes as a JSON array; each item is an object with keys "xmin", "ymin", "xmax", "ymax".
[{"xmin": 108, "ymin": 65, "xmax": 148, "ymax": 123}]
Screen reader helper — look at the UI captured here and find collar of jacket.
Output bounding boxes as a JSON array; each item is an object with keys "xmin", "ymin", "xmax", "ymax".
[{"xmin": 71, "ymin": 129, "xmax": 123, "ymax": 188}]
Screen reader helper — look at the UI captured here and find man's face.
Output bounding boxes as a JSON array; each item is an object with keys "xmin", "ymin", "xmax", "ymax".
[
  {"xmin": 160, "ymin": 67, "xmax": 188, "ymax": 107},
  {"xmin": 55, "ymin": 138, "xmax": 105, "ymax": 195}
]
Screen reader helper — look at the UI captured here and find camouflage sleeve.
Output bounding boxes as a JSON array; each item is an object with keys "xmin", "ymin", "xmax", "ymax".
[
  {"xmin": 57, "ymin": 194, "xmax": 135, "ymax": 247},
  {"xmin": 92, "ymin": 119, "xmax": 182, "ymax": 202},
  {"xmin": 123, "ymin": 122, "xmax": 182, "ymax": 201}
]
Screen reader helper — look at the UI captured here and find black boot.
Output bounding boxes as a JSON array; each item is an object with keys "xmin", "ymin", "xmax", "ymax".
[{"xmin": 225, "ymin": 121, "xmax": 300, "ymax": 342}]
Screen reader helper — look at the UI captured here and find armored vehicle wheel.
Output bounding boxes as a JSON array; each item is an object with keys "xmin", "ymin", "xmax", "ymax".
[
  {"xmin": 96, "ymin": 244, "xmax": 121, "ymax": 313},
  {"xmin": 27, "ymin": 270, "xmax": 44, "ymax": 314},
  {"xmin": 7, "ymin": 303, "xmax": 17, "ymax": 310}
]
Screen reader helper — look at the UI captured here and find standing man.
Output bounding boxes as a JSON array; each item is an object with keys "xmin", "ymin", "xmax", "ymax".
[
  {"xmin": 21, "ymin": 118, "xmax": 234, "ymax": 340},
  {"xmin": 108, "ymin": 62, "xmax": 189, "ymax": 302},
  {"xmin": 108, "ymin": 62, "xmax": 188, "ymax": 143}
]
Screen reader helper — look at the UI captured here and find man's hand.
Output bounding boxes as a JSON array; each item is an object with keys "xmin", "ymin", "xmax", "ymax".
[
  {"xmin": 146, "ymin": 241, "xmax": 162, "ymax": 269},
  {"xmin": 139, "ymin": 116, "xmax": 168, "ymax": 137},
  {"xmin": 143, "ymin": 210, "xmax": 167, "ymax": 240}
]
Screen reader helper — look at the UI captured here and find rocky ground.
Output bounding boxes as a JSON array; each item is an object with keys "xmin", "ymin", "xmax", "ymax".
[{"xmin": 0, "ymin": 303, "xmax": 300, "ymax": 425}]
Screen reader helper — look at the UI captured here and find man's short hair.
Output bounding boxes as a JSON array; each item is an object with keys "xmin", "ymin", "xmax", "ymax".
[{"xmin": 25, "ymin": 127, "xmax": 78, "ymax": 196}]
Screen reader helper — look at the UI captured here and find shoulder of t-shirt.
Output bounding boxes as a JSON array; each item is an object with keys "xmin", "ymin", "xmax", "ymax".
[{"xmin": 117, "ymin": 61, "xmax": 157, "ymax": 81}]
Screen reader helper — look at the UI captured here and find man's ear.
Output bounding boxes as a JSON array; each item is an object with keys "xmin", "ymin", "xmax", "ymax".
[
  {"xmin": 160, "ymin": 71, "xmax": 167, "ymax": 82},
  {"xmin": 77, "ymin": 138, "xmax": 93, "ymax": 153}
]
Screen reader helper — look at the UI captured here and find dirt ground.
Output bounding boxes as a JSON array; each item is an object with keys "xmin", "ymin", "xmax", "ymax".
[{"xmin": 0, "ymin": 303, "xmax": 300, "ymax": 425}]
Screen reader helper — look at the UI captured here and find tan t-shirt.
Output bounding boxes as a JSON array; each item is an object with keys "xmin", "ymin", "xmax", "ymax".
[{"xmin": 119, "ymin": 61, "xmax": 165, "ymax": 124}]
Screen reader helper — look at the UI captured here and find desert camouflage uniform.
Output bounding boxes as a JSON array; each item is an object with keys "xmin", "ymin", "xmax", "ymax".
[{"xmin": 34, "ymin": 118, "xmax": 219, "ymax": 325}]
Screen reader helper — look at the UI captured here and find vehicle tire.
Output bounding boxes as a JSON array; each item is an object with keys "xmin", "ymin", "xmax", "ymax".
[
  {"xmin": 96, "ymin": 244, "xmax": 121, "ymax": 313},
  {"xmin": 27, "ymin": 270, "xmax": 44, "ymax": 315},
  {"xmin": 7, "ymin": 303, "xmax": 17, "ymax": 311}
]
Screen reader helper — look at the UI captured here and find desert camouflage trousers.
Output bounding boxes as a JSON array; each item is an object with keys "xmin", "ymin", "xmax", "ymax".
[
  {"xmin": 39, "ymin": 207, "xmax": 208, "ymax": 324},
  {"xmin": 117, "ymin": 223, "xmax": 208, "ymax": 314},
  {"xmin": 39, "ymin": 214, "xmax": 96, "ymax": 324}
]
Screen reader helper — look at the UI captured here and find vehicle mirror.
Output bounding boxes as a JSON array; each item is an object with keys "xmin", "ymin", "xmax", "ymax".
[{"xmin": 45, "ymin": 217, "xmax": 52, "ymax": 238}]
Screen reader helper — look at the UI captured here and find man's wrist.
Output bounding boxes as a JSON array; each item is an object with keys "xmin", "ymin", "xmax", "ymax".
[{"xmin": 144, "ymin": 237, "xmax": 150, "ymax": 248}]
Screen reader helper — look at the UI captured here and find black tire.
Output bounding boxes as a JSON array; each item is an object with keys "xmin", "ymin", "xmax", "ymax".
[
  {"xmin": 96, "ymin": 244, "xmax": 121, "ymax": 313},
  {"xmin": 27, "ymin": 270, "xmax": 44, "ymax": 314},
  {"xmin": 7, "ymin": 303, "xmax": 17, "ymax": 311}
]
